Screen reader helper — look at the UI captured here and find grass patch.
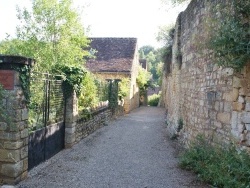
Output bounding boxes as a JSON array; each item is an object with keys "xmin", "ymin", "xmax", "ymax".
[
  {"xmin": 148, "ymin": 94, "xmax": 160, "ymax": 106},
  {"xmin": 179, "ymin": 136, "xmax": 250, "ymax": 188}
]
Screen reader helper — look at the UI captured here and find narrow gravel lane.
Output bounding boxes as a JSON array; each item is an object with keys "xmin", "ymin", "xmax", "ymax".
[{"xmin": 17, "ymin": 107, "xmax": 206, "ymax": 188}]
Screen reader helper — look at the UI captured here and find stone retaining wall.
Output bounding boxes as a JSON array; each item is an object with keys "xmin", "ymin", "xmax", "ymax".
[{"xmin": 161, "ymin": 0, "xmax": 250, "ymax": 148}]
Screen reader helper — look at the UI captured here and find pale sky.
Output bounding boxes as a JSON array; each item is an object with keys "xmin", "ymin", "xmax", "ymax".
[{"xmin": 0, "ymin": 0, "xmax": 187, "ymax": 48}]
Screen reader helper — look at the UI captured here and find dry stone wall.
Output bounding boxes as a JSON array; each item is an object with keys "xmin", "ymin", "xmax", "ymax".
[{"xmin": 161, "ymin": 0, "xmax": 250, "ymax": 148}]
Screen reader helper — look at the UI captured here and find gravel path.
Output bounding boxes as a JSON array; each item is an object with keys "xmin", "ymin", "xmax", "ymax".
[{"xmin": 17, "ymin": 107, "xmax": 207, "ymax": 188}]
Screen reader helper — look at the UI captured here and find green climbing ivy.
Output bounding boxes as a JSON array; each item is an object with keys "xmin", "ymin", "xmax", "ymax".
[
  {"xmin": 16, "ymin": 65, "xmax": 31, "ymax": 104},
  {"xmin": 0, "ymin": 84, "xmax": 12, "ymax": 124},
  {"xmin": 52, "ymin": 64, "xmax": 86, "ymax": 98}
]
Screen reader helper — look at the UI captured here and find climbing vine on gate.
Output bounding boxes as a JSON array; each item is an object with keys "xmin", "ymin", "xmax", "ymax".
[{"xmin": 52, "ymin": 64, "xmax": 86, "ymax": 99}]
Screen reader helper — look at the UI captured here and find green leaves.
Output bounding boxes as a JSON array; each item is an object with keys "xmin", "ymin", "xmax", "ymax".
[
  {"xmin": 0, "ymin": 0, "xmax": 89, "ymax": 72},
  {"xmin": 52, "ymin": 64, "xmax": 86, "ymax": 98},
  {"xmin": 209, "ymin": 0, "xmax": 250, "ymax": 71},
  {"xmin": 180, "ymin": 136, "xmax": 250, "ymax": 188},
  {"xmin": 136, "ymin": 66, "xmax": 151, "ymax": 90}
]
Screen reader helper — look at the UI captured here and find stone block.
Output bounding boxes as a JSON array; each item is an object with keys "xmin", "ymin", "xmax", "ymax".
[
  {"xmin": 21, "ymin": 108, "xmax": 28, "ymax": 120},
  {"xmin": 214, "ymin": 101, "xmax": 220, "ymax": 111},
  {"xmin": 20, "ymin": 129, "xmax": 28, "ymax": 139},
  {"xmin": 217, "ymin": 112, "xmax": 231, "ymax": 124},
  {"xmin": 240, "ymin": 133, "xmax": 246, "ymax": 142},
  {"xmin": 1, "ymin": 185, "xmax": 16, "ymax": 188},
  {"xmin": 233, "ymin": 76, "xmax": 241, "ymax": 88},
  {"xmin": 12, "ymin": 110, "xmax": 22, "ymax": 122},
  {"xmin": 238, "ymin": 123, "xmax": 245, "ymax": 133},
  {"xmin": 221, "ymin": 68, "xmax": 234, "ymax": 77},
  {"xmin": 246, "ymin": 97, "xmax": 250, "ymax": 102},
  {"xmin": 23, "ymin": 158, "xmax": 28, "ymax": 172},
  {"xmin": 231, "ymin": 129, "xmax": 240, "ymax": 139},
  {"xmin": 0, "ymin": 122, "xmax": 7, "ymax": 131},
  {"xmin": 223, "ymin": 102, "xmax": 232, "ymax": 112},
  {"xmin": 1, "ymin": 161, "xmax": 23, "ymax": 178},
  {"xmin": 239, "ymin": 87, "xmax": 247, "ymax": 96},
  {"xmin": 0, "ymin": 132, "xmax": 20, "ymax": 141},
  {"xmin": 20, "ymin": 146, "xmax": 28, "ymax": 159},
  {"xmin": 238, "ymin": 96, "xmax": 245, "ymax": 103},
  {"xmin": 0, "ymin": 149, "xmax": 20, "ymax": 162},
  {"xmin": 65, "ymin": 126, "xmax": 76, "ymax": 134},
  {"xmin": 223, "ymin": 88, "xmax": 239, "ymax": 102},
  {"xmin": 9, "ymin": 123, "xmax": 19, "ymax": 132},
  {"xmin": 214, "ymin": 121, "xmax": 222, "ymax": 129},
  {"xmin": 65, "ymin": 134, "xmax": 75, "ymax": 145},
  {"xmin": 245, "ymin": 124, "xmax": 250, "ymax": 131},
  {"xmin": 23, "ymin": 137, "xmax": 29, "ymax": 145},
  {"xmin": 242, "ymin": 112, "xmax": 250, "ymax": 123},
  {"xmin": 4, "ymin": 141, "xmax": 23, "ymax": 150},
  {"xmin": 246, "ymin": 103, "xmax": 250, "ymax": 111},
  {"xmin": 232, "ymin": 102, "xmax": 245, "ymax": 111},
  {"xmin": 20, "ymin": 171, "xmax": 28, "ymax": 181},
  {"xmin": 245, "ymin": 132, "xmax": 250, "ymax": 146},
  {"xmin": 231, "ymin": 111, "xmax": 238, "ymax": 130}
]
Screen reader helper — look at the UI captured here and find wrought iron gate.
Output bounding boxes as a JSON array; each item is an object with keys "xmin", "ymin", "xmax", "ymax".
[{"xmin": 28, "ymin": 73, "xmax": 65, "ymax": 170}]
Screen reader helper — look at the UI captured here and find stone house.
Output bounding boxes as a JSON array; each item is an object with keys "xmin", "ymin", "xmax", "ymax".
[{"xmin": 85, "ymin": 37, "xmax": 140, "ymax": 113}]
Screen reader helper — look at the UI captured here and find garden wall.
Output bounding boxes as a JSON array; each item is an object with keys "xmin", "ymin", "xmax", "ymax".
[
  {"xmin": 75, "ymin": 105, "xmax": 124, "ymax": 143},
  {"xmin": 161, "ymin": 0, "xmax": 250, "ymax": 149},
  {"xmin": 64, "ymin": 92, "xmax": 124, "ymax": 148}
]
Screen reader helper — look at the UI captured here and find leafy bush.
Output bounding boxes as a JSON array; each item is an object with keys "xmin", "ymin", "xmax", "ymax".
[
  {"xmin": 52, "ymin": 64, "xmax": 86, "ymax": 98},
  {"xmin": 180, "ymin": 136, "xmax": 250, "ymax": 188},
  {"xmin": 148, "ymin": 94, "xmax": 160, "ymax": 106},
  {"xmin": 208, "ymin": 0, "xmax": 250, "ymax": 71},
  {"xmin": 118, "ymin": 78, "xmax": 130, "ymax": 99},
  {"xmin": 78, "ymin": 72, "xmax": 99, "ymax": 110}
]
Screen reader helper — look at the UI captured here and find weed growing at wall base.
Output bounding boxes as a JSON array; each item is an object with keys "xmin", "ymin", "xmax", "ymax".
[{"xmin": 179, "ymin": 136, "xmax": 250, "ymax": 188}]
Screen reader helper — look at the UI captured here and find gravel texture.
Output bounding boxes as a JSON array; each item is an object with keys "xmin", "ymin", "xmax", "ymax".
[{"xmin": 16, "ymin": 107, "xmax": 208, "ymax": 188}]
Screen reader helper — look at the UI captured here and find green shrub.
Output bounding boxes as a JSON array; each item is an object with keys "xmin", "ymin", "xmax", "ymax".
[
  {"xmin": 148, "ymin": 94, "xmax": 160, "ymax": 106},
  {"xmin": 180, "ymin": 136, "xmax": 250, "ymax": 188},
  {"xmin": 78, "ymin": 72, "xmax": 99, "ymax": 110},
  {"xmin": 208, "ymin": 0, "xmax": 250, "ymax": 71}
]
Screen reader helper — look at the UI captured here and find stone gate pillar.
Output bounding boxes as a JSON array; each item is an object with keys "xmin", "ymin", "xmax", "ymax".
[
  {"xmin": 0, "ymin": 55, "xmax": 34, "ymax": 185},
  {"xmin": 65, "ymin": 91, "xmax": 78, "ymax": 148}
]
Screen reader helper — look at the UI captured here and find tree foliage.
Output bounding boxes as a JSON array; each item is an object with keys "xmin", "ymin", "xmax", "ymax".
[
  {"xmin": 157, "ymin": 25, "xmax": 175, "ymax": 75},
  {"xmin": 118, "ymin": 78, "xmax": 130, "ymax": 98},
  {"xmin": 139, "ymin": 46, "xmax": 163, "ymax": 82},
  {"xmin": 161, "ymin": 0, "xmax": 190, "ymax": 6},
  {"xmin": 136, "ymin": 66, "xmax": 152, "ymax": 90},
  {"xmin": 208, "ymin": 0, "xmax": 250, "ymax": 70},
  {"xmin": 0, "ymin": 0, "xmax": 89, "ymax": 72}
]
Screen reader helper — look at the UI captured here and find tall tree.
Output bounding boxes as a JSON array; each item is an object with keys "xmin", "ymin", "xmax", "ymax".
[
  {"xmin": 161, "ymin": 0, "xmax": 190, "ymax": 6},
  {"xmin": 0, "ymin": 0, "xmax": 89, "ymax": 72}
]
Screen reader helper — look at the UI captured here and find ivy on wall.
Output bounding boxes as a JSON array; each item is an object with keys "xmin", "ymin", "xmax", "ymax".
[{"xmin": 0, "ymin": 84, "xmax": 12, "ymax": 125}]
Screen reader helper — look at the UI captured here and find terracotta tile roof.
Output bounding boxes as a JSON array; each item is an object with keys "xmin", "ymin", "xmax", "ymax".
[{"xmin": 86, "ymin": 38, "xmax": 137, "ymax": 73}]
